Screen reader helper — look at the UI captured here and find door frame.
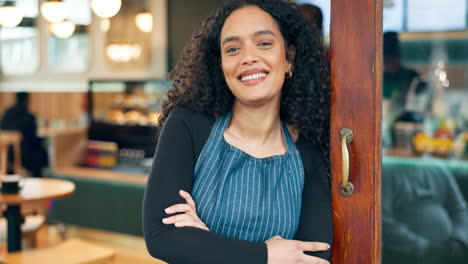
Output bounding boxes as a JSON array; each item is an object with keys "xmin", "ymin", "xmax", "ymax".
[{"xmin": 330, "ymin": 0, "xmax": 382, "ymax": 263}]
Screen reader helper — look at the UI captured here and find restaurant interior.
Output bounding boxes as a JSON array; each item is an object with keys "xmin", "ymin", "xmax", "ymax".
[{"xmin": 0, "ymin": 0, "xmax": 467, "ymax": 263}]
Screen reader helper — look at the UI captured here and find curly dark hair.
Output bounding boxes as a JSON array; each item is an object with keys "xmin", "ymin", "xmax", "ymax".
[{"xmin": 160, "ymin": 0, "xmax": 330, "ymax": 164}]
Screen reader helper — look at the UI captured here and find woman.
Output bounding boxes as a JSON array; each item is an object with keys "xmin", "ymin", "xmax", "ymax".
[{"xmin": 143, "ymin": 0, "xmax": 332, "ymax": 263}]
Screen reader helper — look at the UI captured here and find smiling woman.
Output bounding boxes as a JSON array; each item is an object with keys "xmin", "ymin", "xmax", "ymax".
[
  {"xmin": 220, "ymin": 8, "xmax": 293, "ymax": 108},
  {"xmin": 142, "ymin": 1, "xmax": 332, "ymax": 264}
]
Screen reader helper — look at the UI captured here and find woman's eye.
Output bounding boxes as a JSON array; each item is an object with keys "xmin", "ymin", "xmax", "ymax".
[
  {"xmin": 226, "ymin": 47, "xmax": 239, "ymax": 54},
  {"xmin": 258, "ymin": 42, "xmax": 272, "ymax": 47}
]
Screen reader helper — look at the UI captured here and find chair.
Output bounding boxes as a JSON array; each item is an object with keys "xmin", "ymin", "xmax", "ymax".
[
  {"xmin": 382, "ymin": 159, "xmax": 468, "ymax": 263},
  {"xmin": 4, "ymin": 238, "xmax": 115, "ymax": 264},
  {"xmin": 0, "ymin": 143, "xmax": 7, "ymax": 177},
  {"xmin": 0, "ymin": 130, "xmax": 23, "ymax": 176},
  {"xmin": 0, "ymin": 215, "xmax": 45, "ymax": 248},
  {"xmin": 0, "ymin": 130, "xmax": 44, "ymax": 249}
]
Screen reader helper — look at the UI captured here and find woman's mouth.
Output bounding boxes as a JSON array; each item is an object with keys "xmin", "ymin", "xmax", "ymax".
[
  {"xmin": 240, "ymin": 73, "xmax": 268, "ymax": 82},
  {"xmin": 237, "ymin": 70, "xmax": 269, "ymax": 85}
]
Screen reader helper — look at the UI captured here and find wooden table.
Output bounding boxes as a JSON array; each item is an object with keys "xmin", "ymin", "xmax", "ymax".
[{"xmin": 0, "ymin": 178, "xmax": 75, "ymax": 252}]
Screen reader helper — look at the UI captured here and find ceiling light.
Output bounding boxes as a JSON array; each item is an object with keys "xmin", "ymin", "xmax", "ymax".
[
  {"xmin": 49, "ymin": 20, "xmax": 75, "ymax": 39},
  {"xmin": 91, "ymin": 0, "xmax": 121, "ymax": 19},
  {"xmin": 135, "ymin": 11, "xmax": 153, "ymax": 33},
  {"xmin": 106, "ymin": 43, "xmax": 142, "ymax": 62},
  {"xmin": 0, "ymin": 1, "xmax": 23, "ymax": 28},
  {"xmin": 41, "ymin": 0, "xmax": 67, "ymax": 23}
]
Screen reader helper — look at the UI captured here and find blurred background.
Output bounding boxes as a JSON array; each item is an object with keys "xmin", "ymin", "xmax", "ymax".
[
  {"xmin": 0, "ymin": 0, "xmax": 226, "ymax": 263},
  {"xmin": 0, "ymin": 0, "xmax": 467, "ymax": 263}
]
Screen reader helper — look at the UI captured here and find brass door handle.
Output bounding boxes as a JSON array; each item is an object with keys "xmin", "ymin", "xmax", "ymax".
[{"xmin": 340, "ymin": 128, "xmax": 354, "ymax": 197}]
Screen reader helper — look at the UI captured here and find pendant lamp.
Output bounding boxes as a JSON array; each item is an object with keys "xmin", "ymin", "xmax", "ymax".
[
  {"xmin": 135, "ymin": 11, "xmax": 153, "ymax": 33},
  {"xmin": 41, "ymin": 0, "xmax": 67, "ymax": 23},
  {"xmin": 0, "ymin": 1, "xmax": 23, "ymax": 28},
  {"xmin": 49, "ymin": 20, "xmax": 75, "ymax": 39},
  {"xmin": 91, "ymin": 0, "xmax": 121, "ymax": 19}
]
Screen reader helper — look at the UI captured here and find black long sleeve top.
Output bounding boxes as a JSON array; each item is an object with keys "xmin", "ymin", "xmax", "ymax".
[{"xmin": 143, "ymin": 107, "xmax": 332, "ymax": 264}]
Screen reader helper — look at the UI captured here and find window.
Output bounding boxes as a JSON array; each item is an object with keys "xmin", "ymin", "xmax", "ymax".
[
  {"xmin": 47, "ymin": 0, "xmax": 91, "ymax": 72},
  {"xmin": 0, "ymin": 0, "xmax": 39, "ymax": 74},
  {"xmin": 384, "ymin": 0, "xmax": 468, "ymax": 33}
]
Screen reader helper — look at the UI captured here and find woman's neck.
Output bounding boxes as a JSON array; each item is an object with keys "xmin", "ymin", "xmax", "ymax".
[{"xmin": 227, "ymin": 101, "xmax": 282, "ymax": 146}]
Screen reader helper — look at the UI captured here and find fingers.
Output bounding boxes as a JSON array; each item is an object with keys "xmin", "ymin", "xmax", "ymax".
[
  {"xmin": 162, "ymin": 190, "xmax": 209, "ymax": 231},
  {"xmin": 173, "ymin": 220, "xmax": 209, "ymax": 231},
  {"xmin": 165, "ymin": 203, "xmax": 193, "ymax": 214},
  {"xmin": 162, "ymin": 213, "xmax": 209, "ymax": 231},
  {"xmin": 162, "ymin": 213, "xmax": 192, "ymax": 224},
  {"xmin": 301, "ymin": 255, "xmax": 330, "ymax": 264},
  {"xmin": 179, "ymin": 190, "xmax": 196, "ymax": 208},
  {"xmin": 165, "ymin": 190, "xmax": 196, "ymax": 214},
  {"xmin": 299, "ymin": 241, "xmax": 330, "ymax": 252},
  {"xmin": 268, "ymin": 236, "xmax": 283, "ymax": 240}
]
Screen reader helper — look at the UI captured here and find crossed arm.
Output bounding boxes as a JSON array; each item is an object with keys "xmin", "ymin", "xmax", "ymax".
[{"xmin": 143, "ymin": 109, "xmax": 332, "ymax": 264}]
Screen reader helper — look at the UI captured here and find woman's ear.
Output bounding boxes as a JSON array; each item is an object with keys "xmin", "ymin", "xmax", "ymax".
[{"xmin": 287, "ymin": 44, "xmax": 296, "ymax": 63}]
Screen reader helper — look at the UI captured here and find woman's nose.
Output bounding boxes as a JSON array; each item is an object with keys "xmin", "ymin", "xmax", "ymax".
[{"xmin": 241, "ymin": 48, "xmax": 259, "ymax": 65}]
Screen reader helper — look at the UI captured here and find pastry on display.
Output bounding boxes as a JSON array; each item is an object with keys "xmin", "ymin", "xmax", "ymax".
[
  {"xmin": 108, "ymin": 110, "xmax": 125, "ymax": 124},
  {"xmin": 126, "ymin": 110, "xmax": 143, "ymax": 124},
  {"xmin": 148, "ymin": 112, "xmax": 160, "ymax": 126}
]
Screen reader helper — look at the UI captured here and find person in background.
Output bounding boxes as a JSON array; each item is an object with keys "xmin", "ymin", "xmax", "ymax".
[
  {"xmin": 0, "ymin": 92, "xmax": 48, "ymax": 177},
  {"xmin": 298, "ymin": 3, "xmax": 329, "ymax": 59},
  {"xmin": 298, "ymin": 3, "xmax": 323, "ymax": 35},
  {"xmin": 383, "ymin": 31, "xmax": 421, "ymax": 115},
  {"xmin": 143, "ymin": 0, "xmax": 332, "ymax": 263},
  {"xmin": 382, "ymin": 32, "xmax": 429, "ymax": 149}
]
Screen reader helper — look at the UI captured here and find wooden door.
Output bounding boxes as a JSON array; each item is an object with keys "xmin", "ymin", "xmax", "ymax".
[{"xmin": 330, "ymin": 0, "xmax": 382, "ymax": 263}]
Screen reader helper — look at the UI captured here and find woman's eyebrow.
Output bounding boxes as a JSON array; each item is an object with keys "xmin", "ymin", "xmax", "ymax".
[
  {"xmin": 222, "ymin": 36, "xmax": 239, "ymax": 46},
  {"xmin": 221, "ymin": 30, "xmax": 276, "ymax": 47},
  {"xmin": 253, "ymin": 30, "xmax": 276, "ymax": 37}
]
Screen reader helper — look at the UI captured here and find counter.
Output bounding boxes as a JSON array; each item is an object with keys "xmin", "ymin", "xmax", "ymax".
[{"xmin": 46, "ymin": 167, "xmax": 147, "ymax": 236}]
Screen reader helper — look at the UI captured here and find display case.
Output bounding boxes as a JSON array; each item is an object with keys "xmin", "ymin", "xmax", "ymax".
[{"xmin": 87, "ymin": 80, "xmax": 170, "ymax": 173}]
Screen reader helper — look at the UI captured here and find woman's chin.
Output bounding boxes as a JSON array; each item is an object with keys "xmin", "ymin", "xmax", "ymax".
[{"xmin": 235, "ymin": 95, "xmax": 278, "ymax": 107}]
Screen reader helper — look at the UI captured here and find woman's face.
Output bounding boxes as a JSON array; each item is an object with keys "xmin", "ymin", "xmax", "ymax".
[{"xmin": 220, "ymin": 6, "xmax": 290, "ymax": 106}]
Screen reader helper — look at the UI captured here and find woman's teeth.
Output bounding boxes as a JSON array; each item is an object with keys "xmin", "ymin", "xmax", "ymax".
[{"xmin": 240, "ymin": 73, "xmax": 267, "ymax": 82}]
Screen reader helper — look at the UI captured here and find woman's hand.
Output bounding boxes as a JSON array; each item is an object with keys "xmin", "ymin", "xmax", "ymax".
[
  {"xmin": 266, "ymin": 236, "xmax": 330, "ymax": 264},
  {"xmin": 162, "ymin": 190, "xmax": 209, "ymax": 231}
]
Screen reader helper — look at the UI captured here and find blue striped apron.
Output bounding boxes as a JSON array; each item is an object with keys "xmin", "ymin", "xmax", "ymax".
[{"xmin": 192, "ymin": 112, "xmax": 304, "ymax": 242}]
